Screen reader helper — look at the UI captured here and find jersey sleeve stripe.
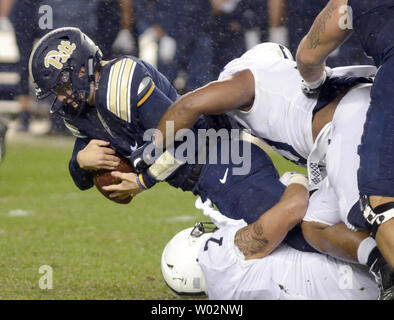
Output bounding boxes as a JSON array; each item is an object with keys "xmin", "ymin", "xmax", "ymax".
[
  {"xmin": 108, "ymin": 60, "xmax": 123, "ymax": 116},
  {"xmin": 127, "ymin": 60, "xmax": 136, "ymax": 123},
  {"xmin": 107, "ymin": 58, "xmax": 137, "ymax": 122},
  {"xmin": 137, "ymin": 82, "xmax": 155, "ymax": 107},
  {"xmin": 119, "ymin": 59, "xmax": 134, "ymax": 122},
  {"xmin": 116, "ymin": 59, "xmax": 126, "ymax": 118},
  {"xmin": 106, "ymin": 65, "xmax": 114, "ymax": 112}
]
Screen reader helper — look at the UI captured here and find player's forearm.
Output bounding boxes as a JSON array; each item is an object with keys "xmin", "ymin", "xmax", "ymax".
[
  {"xmin": 154, "ymin": 71, "xmax": 255, "ymax": 148},
  {"xmin": 69, "ymin": 156, "xmax": 94, "ymax": 190},
  {"xmin": 235, "ymin": 183, "xmax": 309, "ymax": 260},
  {"xmin": 154, "ymin": 92, "xmax": 201, "ymax": 148},
  {"xmin": 301, "ymin": 221, "xmax": 370, "ymax": 263},
  {"xmin": 296, "ymin": 0, "xmax": 351, "ymax": 83},
  {"xmin": 296, "ymin": 37, "xmax": 327, "ymax": 83}
]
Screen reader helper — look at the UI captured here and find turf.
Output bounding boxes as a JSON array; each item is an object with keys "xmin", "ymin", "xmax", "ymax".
[{"xmin": 0, "ymin": 136, "xmax": 304, "ymax": 300}]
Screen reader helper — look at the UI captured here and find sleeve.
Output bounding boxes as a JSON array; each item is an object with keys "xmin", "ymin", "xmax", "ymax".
[
  {"xmin": 103, "ymin": 57, "xmax": 178, "ymax": 126},
  {"xmin": 137, "ymin": 84, "xmax": 178, "ymax": 129},
  {"xmin": 136, "ymin": 59, "xmax": 179, "ymax": 128},
  {"xmin": 219, "ymin": 42, "xmax": 294, "ymax": 79},
  {"xmin": 69, "ymin": 138, "xmax": 94, "ymax": 190},
  {"xmin": 105, "ymin": 57, "xmax": 182, "ymax": 190},
  {"xmin": 137, "ymin": 169, "xmax": 157, "ymax": 190}
]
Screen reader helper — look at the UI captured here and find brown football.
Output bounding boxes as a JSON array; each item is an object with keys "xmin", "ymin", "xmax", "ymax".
[{"xmin": 93, "ymin": 153, "xmax": 134, "ymax": 204}]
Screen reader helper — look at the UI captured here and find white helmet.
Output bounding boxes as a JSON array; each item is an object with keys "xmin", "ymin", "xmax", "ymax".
[
  {"xmin": 161, "ymin": 222, "xmax": 217, "ymax": 296},
  {"xmin": 242, "ymin": 42, "xmax": 294, "ymax": 62}
]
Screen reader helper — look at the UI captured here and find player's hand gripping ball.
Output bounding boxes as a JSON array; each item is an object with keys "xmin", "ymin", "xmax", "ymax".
[{"xmin": 93, "ymin": 153, "xmax": 134, "ymax": 204}]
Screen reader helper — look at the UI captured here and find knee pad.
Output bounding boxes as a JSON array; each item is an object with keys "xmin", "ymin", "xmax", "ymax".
[{"xmin": 360, "ymin": 196, "xmax": 394, "ymax": 238}]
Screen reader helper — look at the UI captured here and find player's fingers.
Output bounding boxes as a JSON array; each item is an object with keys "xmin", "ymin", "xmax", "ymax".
[
  {"xmin": 103, "ymin": 154, "xmax": 120, "ymax": 163},
  {"xmin": 106, "ymin": 160, "xmax": 121, "ymax": 168},
  {"xmin": 111, "ymin": 171, "xmax": 137, "ymax": 182},
  {"xmin": 91, "ymin": 139, "xmax": 110, "ymax": 147},
  {"xmin": 102, "ymin": 184, "xmax": 121, "ymax": 192},
  {"xmin": 98, "ymin": 163, "xmax": 119, "ymax": 171},
  {"xmin": 103, "ymin": 147, "xmax": 117, "ymax": 155},
  {"xmin": 110, "ymin": 171, "xmax": 126, "ymax": 180},
  {"xmin": 109, "ymin": 191, "xmax": 130, "ymax": 200}
]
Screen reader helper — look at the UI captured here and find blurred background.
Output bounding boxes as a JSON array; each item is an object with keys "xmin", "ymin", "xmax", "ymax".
[
  {"xmin": 0, "ymin": 0, "xmax": 374, "ymax": 299},
  {"xmin": 0, "ymin": 0, "xmax": 373, "ymax": 138}
]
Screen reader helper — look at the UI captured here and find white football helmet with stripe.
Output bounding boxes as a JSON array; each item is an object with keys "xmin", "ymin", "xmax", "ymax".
[{"xmin": 161, "ymin": 222, "xmax": 216, "ymax": 296}]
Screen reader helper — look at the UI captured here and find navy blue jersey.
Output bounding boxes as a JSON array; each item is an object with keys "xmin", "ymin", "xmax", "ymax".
[
  {"xmin": 67, "ymin": 55, "xmax": 207, "ymax": 190},
  {"xmin": 349, "ymin": 0, "xmax": 394, "ymax": 66}
]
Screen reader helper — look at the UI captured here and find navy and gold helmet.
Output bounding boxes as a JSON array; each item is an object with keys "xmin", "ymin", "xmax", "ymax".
[{"xmin": 28, "ymin": 27, "xmax": 103, "ymax": 120}]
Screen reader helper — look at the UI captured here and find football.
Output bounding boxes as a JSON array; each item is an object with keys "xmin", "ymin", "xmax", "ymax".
[{"xmin": 93, "ymin": 153, "xmax": 134, "ymax": 204}]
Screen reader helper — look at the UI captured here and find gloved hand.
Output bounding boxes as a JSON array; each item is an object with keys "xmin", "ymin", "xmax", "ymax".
[
  {"xmin": 112, "ymin": 29, "xmax": 136, "ymax": 55},
  {"xmin": 301, "ymin": 67, "xmax": 333, "ymax": 97}
]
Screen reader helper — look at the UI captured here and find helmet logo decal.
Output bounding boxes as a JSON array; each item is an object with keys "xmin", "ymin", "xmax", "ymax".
[{"xmin": 44, "ymin": 41, "xmax": 76, "ymax": 70}]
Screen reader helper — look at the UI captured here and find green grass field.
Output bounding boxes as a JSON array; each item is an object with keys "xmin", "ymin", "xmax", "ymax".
[{"xmin": 0, "ymin": 135, "xmax": 304, "ymax": 300}]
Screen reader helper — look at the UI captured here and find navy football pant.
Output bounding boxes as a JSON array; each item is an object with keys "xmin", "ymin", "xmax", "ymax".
[{"xmin": 357, "ymin": 56, "xmax": 394, "ymax": 197}]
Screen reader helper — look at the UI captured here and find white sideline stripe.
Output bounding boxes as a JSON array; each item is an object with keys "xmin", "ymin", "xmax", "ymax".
[
  {"xmin": 8, "ymin": 209, "xmax": 30, "ymax": 217},
  {"xmin": 165, "ymin": 216, "xmax": 196, "ymax": 223}
]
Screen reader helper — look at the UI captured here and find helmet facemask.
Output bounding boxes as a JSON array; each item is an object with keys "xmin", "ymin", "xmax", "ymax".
[{"xmin": 48, "ymin": 58, "xmax": 95, "ymax": 121}]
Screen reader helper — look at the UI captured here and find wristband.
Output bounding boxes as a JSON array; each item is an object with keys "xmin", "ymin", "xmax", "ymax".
[
  {"xmin": 287, "ymin": 174, "xmax": 309, "ymax": 190},
  {"xmin": 303, "ymin": 70, "xmax": 327, "ymax": 90},
  {"xmin": 138, "ymin": 171, "xmax": 157, "ymax": 190},
  {"xmin": 147, "ymin": 150, "xmax": 184, "ymax": 181}
]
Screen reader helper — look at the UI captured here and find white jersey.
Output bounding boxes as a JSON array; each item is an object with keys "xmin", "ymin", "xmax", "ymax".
[
  {"xmin": 303, "ymin": 83, "xmax": 372, "ymax": 229},
  {"xmin": 198, "ymin": 225, "xmax": 379, "ymax": 300},
  {"xmin": 219, "ymin": 43, "xmax": 377, "ymax": 172},
  {"xmin": 219, "ymin": 44, "xmax": 317, "ymax": 166}
]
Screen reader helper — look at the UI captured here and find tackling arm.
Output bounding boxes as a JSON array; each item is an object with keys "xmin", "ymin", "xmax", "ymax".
[
  {"xmin": 296, "ymin": 0, "xmax": 351, "ymax": 83},
  {"xmin": 153, "ymin": 70, "xmax": 255, "ymax": 148},
  {"xmin": 234, "ymin": 181, "xmax": 309, "ymax": 260}
]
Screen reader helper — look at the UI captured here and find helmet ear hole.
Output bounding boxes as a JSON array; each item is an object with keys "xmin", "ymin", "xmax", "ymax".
[{"xmin": 43, "ymin": 71, "xmax": 51, "ymax": 79}]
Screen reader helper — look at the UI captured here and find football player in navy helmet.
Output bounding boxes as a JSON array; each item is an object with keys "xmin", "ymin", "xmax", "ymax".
[{"xmin": 29, "ymin": 27, "xmax": 103, "ymax": 121}]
